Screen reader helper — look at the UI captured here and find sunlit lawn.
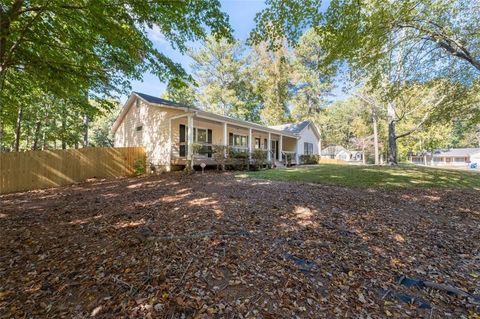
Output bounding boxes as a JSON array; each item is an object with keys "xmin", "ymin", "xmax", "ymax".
[{"xmin": 238, "ymin": 164, "xmax": 480, "ymax": 189}]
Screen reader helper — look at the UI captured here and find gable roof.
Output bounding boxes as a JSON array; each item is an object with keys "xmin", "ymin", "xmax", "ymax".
[{"xmin": 432, "ymin": 148, "xmax": 480, "ymax": 157}]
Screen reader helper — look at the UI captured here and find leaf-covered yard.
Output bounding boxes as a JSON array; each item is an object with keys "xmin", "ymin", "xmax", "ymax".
[
  {"xmin": 241, "ymin": 164, "xmax": 480, "ymax": 189},
  {"xmin": 1, "ymin": 172, "xmax": 479, "ymax": 318}
]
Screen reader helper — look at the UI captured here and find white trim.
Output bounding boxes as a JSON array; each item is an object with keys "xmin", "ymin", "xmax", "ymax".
[
  {"xmin": 187, "ymin": 115, "xmax": 194, "ymax": 165},
  {"xmin": 248, "ymin": 128, "xmax": 253, "ymax": 159},
  {"xmin": 279, "ymin": 135, "xmax": 283, "ymax": 162},
  {"xmin": 194, "ymin": 112, "xmax": 297, "ymax": 138},
  {"xmin": 267, "ymin": 132, "xmax": 272, "ymax": 162},
  {"xmin": 168, "ymin": 119, "xmax": 172, "ymax": 167}
]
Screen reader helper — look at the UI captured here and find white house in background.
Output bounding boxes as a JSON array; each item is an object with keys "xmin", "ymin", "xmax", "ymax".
[
  {"xmin": 321, "ymin": 145, "xmax": 364, "ymax": 162},
  {"xmin": 410, "ymin": 148, "xmax": 480, "ymax": 166},
  {"xmin": 111, "ymin": 92, "xmax": 321, "ymax": 171}
]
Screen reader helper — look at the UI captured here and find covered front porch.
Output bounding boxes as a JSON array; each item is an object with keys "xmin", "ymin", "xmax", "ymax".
[{"xmin": 168, "ymin": 112, "xmax": 298, "ymax": 167}]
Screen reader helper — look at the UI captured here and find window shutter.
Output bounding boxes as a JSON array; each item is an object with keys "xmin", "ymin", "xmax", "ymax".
[
  {"xmin": 229, "ymin": 133, "xmax": 234, "ymax": 146},
  {"xmin": 264, "ymin": 138, "xmax": 267, "ymax": 149},
  {"xmin": 207, "ymin": 129, "xmax": 212, "ymax": 144},
  {"xmin": 179, "ymin": 124, "xmax": 186, "ymax": 143}
]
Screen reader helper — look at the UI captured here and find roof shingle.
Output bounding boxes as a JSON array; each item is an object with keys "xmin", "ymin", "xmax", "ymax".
[{"xmin": 269, "ymin": 120, "xmax": 311, "ymax": 134}]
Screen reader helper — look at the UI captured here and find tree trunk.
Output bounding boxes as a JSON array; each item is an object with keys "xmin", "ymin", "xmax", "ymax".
[
  {"xmin": 83, "ymin": 115, "xmax": 89, "ymax": 148},
  {"xmin": 0, "ymin": 119, "xmax": 4, "ymax": 152},
  {"xmin": 387, "ymin": 102, "xmax": 397, "ymax": 165},
  {"xmin": 32, "ymin": 121, "xmax": 42, "ymax": 150},
  {"xmin": 362, "ymin": 142, "xmax": 366, "ymax": 165},
  {"xmin": 371, "ymin": 105, "xmax": 379, "ymax": 165},
  {"xmin": 14, "ymin": 106, "xmax": 23, "ymax": 152},
  {"xmin": 61, "ymin": 117, "xmax": 67, "ymax": 150}
]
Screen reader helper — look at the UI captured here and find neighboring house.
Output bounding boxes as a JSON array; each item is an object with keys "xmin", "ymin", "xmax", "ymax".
[
  {"xmin": 410, "ymin": 148, "xmax": 480, "ymax": 167},
  {"xmin": 321, "ymin": 145, "xmax": 364, "ymax": 162},
  {"xmin": 112, "ymin": 92, "xmax": 321, "ymax": 171}
]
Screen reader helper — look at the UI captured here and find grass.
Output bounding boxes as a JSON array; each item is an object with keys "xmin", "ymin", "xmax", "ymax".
[{"xmin": 238, "ymin": 164, "xmax": 480, "ymax": 189}]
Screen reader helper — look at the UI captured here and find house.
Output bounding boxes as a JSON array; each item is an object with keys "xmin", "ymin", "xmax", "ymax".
[
  {"xmin": 410, "ymin": 148, "xmax": 480, "ymax": 167},
  {"xmin": 112, "ymin": 92, "xmax": 321, "ymax": 171},
  {"xmin": 321, "ymin": 145, "xmax": 364, "ymax": 162}
]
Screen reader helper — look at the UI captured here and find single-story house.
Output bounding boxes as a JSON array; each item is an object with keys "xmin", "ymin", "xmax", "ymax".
[
  {"xmin": 112, "ymin": 92, "xmax": 321, "ymax": 171},
  {"xmin": 321, "ymin": 145, "xmax": 364, "ymax": 162},
  {"xmin": 410, "ymin": 148, "xmax": 480, "ymax": 166}
]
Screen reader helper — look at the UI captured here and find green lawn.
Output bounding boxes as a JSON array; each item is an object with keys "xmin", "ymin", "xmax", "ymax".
[{"xmin": 238, "ymin": 164, "xmax": 480, "ymax": 189}]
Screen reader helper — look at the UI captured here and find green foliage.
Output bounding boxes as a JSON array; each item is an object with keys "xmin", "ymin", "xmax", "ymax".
[
  {"xmin": 227, "ymin": 149, "xmax": 249, "ymax": 171},
  {"xmin": 251, "ymin": 43, "xmax": 292, "ymax": 125},
  {"xmin": 133, "ymin": 158, "xmax": 145, "ymax": 176},
  {"xmin": 250, "ymin": 149, "xmax": 268, "ymax": 170},
  {"xmin": 88, "ymin": 103, "xmax": 123, "ymax": 147},
  {"xmin": 187, "ymin": 36, "xmax": 264, "ymax": 122},
  {"xmin": 299, "ymin": 154, "xmax": 320, "ymax": 164},
  {"xmin": 290, "ymin": 29, "xmax": 333, "ymax": 121},
  {"xmin": 161, "ymin": 82, "xmax": 196, "ymax": 106},
  {"xmin": 252, "ymin": 0, "xmax": 480, "ymax": 87},
  {"xmin": 0, "ymin": 0, "xmax": 231, "ymax": 151},
  {"xmin": 284, "ymin": 152, "xmax": 295, "ymax": 167}
]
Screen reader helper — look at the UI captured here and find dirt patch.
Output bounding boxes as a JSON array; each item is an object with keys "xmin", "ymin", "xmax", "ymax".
[{"xmin": 1, "ymin": 172, "xmax": 479, "ymax": 318}]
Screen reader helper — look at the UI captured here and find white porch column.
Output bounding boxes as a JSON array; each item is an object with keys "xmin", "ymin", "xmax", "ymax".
[
  {"xmin": 279, "ymin": 135, "xmax": 283, "ymax": 162},
  {"xmin": 223, "ymin": 122, "xmax": 228, "ymax": 157},
  {"xmin": 267, "ymin": 132, "xmax": 272, "ymax": 162},
  {"xmin": 167, "ymin": 118, "xmax": 172, "ymax": 172},
  {"xmin": 248, "ymin": 128, "xmax": 253, "ymax": 159},
  {"xmin": 187, "ymin": 114, "xmax": 194, "ymax": 167},
  {"xmin": 295, "ymin": 138, "xmax": 299, "ymax": 164}
]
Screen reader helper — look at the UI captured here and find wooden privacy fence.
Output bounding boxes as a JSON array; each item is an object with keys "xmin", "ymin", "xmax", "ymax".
[
  {"xmin": 0, "ymin": 147, "xmax": 145, "ymax": 194},
  {"xmin": 319, "ymin": 158, "xmax": 347, "ymax": 165}
]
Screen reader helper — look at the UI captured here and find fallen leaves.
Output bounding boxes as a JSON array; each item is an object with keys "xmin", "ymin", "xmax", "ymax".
[{"xmin": 0, "ymin": 172, "xmax": 479, "ymax": 318}]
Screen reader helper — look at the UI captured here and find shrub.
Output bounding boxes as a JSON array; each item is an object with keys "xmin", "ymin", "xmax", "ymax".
[
  {"xmin": 251, "ymin": 149, "xmax": 268, "ymax": 170},
  {"xmin": 284, "ymin": 152, "xmax": 295, "ymax": 167},
  {"xmin": 133, "ymin": 158, "xmax": 145, "ymax": 176},
  {"xmin": 212, "ymin": 145, "xmax": 229, "ymax": 170},
  {"xmin": 228, "ymin": 149, "xmax": 249, "ymax": 171},
  {"xmin": 300, "ymin": 154, "xmax": 320, "ymax": 165}
]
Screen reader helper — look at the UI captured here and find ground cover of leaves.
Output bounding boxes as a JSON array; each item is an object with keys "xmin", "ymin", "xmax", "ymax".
[{"xmin": 0, "ymin": 172, "xmax": 479, "ymax": 318}]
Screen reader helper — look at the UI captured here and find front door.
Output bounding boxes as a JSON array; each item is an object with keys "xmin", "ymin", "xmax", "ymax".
[{"xmin": 271, "ymin": 140, "xmax": 278, "ymax": 160}]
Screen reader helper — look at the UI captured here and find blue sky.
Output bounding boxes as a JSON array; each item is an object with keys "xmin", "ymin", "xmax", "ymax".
[{"xmin": 124, "ymin": 0, "xmax": 345, "ymax": 104}]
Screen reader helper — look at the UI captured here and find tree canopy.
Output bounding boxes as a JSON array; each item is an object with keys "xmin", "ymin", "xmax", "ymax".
[{"xmin": 0, "ymin": 0, "xmax": 232, "ymax": 151}]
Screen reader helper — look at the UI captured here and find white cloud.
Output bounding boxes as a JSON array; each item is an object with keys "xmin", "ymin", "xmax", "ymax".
[{"xmin": 147, "ymin": 25, "xmax": 167, "ymax": 44}]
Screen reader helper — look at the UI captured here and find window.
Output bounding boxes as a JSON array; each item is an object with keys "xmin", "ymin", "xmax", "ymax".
[
  {"xmin": 195, "ymin": 128, "xmax": 207, "ymax": 143},
  {"xmin": 179, "ymin": 125, "xmax": 212, "ymax": 157},
  {"xmin": 255, "ymin": 138, "xmax": 261, "ymax": 149},
  {"xmin": 304, "ymin": 142, "xmax": 313, "ymax": 155},
  {"xmin": 229, "ymin": 133, "xmax": 248, "ymax": 149},
  {"xmin": 136, "ymin": 125, "xmax": 143, "ymax": 131}
]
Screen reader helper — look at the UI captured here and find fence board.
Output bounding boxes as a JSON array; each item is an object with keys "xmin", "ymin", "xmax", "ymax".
[
  {"xmin": 0, "ymin": 147, "xmax": 145, "ymax": 194},
  {"xmin": 319, "ymin": 158, "xmax": 347, "ymax": 165}
]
